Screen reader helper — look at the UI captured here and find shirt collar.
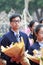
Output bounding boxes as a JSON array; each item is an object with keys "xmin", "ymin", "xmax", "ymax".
[
  {"xmin": 36, "ymin": 40, "xmax": 43, "ymax": 48},
  {"xmin": 38, "ymin": 41, "xmax": 43, "ymax": 48},
  {"xmin": 11, "ymin": 29, "xmax": 20, "ymax": 36},
  {"xmin": 14, "ymin": 31, "xmax": 20, "ymax": 36}
]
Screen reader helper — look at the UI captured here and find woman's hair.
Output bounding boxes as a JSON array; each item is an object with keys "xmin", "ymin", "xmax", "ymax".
[
  {"xmin": 34, "ymin": 24, "xmax": 43, "ymax": 34},
  {"xmin": 39, "ymin": 18, "xmax": 43, "ymax": 23},
  {"xmin": 28, "ymin": 20, "xmax": 38, "ymax": 28},
  {"xmin": 28, "ymin": 20, "xmax": 35, "ymax": 28}
]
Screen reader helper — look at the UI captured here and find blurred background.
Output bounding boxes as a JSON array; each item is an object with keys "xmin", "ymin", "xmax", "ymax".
[{"xmin": 0, "ymin": 0, "xmax": 43, "ymax": 36}]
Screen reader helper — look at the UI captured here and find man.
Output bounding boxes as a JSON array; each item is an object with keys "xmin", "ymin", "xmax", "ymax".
[{"xmin": 1, "ymin": 14, "xmax": 30, "ymax": 65}]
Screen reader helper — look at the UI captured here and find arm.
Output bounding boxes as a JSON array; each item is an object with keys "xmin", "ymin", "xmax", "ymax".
[{"xmin": 1, "ymin": 35, "xmax": 11, "ymax": 61}]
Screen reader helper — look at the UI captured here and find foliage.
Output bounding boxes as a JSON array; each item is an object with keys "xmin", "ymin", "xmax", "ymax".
[
  {"xmin": 0, "ymin": 0, "xmax": 43, "ymax": 17},
  {"xmin": 29, "ymin": 0, "xmax": 43, "ymax": 14},
  {"xmin": 0, "ymin": 0, "xmax": 24, "ymax": 13}
]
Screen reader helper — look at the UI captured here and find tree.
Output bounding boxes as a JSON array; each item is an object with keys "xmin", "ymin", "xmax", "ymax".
[
  {"xmin": 0, "ymin": 0, "xmax": 24, "ymax": 13},
  {"xmin": 29, "ymin": 0, "xmax": 43, "ymax": 20}
]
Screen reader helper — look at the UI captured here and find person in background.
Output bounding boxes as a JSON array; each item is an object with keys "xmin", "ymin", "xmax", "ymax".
[
  {"xmin": 29, "ymin": 24, "xmax": 43, "ymax": 65},
  {"xmin": 28, "ymin": 20, "xmax": 39, "ymax": 46},
  {"xmin": 1, "ymin": 13, "xmax": 30, "ymax": 65},
  {"xmin": 24, "ymin": 26, "xmax": 31, "ymax": 36}
]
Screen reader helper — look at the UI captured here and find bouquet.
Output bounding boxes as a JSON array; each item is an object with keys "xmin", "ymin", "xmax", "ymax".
[{"xmin": 1, "ymin": 38, "xmax": 25, "ymax": 59}]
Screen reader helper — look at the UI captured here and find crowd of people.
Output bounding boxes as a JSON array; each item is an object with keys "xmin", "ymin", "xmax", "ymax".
[{"xmin": 0, "ymin": 13, "xmax": 43, "ymax": 65}]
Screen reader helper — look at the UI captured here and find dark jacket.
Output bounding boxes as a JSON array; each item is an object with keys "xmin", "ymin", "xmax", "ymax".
[
  {"xmin": 29, "ymin": 42, "xmax": 40, "ymax": 65},
  {"xmin": 1, "ymin": 30, "xmax": 30, "ymax": 65},
  {"xmin": 29, "ymin": 32, "xmax": 37, "ymax": 43}
]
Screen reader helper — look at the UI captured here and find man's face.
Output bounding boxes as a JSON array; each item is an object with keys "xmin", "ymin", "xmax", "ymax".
[{"xmin": 10, "ymin": 17, "xmax": 20, "ymax": 31}]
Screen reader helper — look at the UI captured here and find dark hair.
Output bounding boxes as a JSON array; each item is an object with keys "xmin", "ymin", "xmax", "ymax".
[
  {"xmin": 9, "ymin": 14, "xmax": 21, "ymax": 22},
  {"xmin": 34, "ymin": 24, "xmax": 43, "ymax": 34},
  {"xmin": 39, "ymin": 18, "xmax": 43, "ymax": 23},
  {"xmin": 28, "ymin": 20, "xmax": 36, "ymax": 28}
]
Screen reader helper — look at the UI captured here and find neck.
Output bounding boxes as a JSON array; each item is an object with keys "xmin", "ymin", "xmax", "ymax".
[
  {"xmin": 37, "ymin": 39, "xmax": 43, "ymax": 42},
  {"xmin": 11, "ymin": 29, "xmax": 19, "ymax": 33}
]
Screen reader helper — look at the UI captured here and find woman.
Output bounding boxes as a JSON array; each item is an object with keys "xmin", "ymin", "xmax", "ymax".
[{"xmin": 29, "ymin": 24, "xmax": 43, "ymax": 65}]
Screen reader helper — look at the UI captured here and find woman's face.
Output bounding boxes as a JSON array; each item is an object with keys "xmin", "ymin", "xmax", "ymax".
[
  {"xmin": 36, "ymin": 27, "xmax": 43, "ymax": 41},
  {"xmin": 31, "ymin": 22, "xmax": 39, "ymax": 32}
]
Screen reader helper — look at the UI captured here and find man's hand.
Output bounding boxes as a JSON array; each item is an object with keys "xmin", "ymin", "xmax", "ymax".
[{"xmin": 10, "ymin": 55, "xmax": 22, "ymax": 63}]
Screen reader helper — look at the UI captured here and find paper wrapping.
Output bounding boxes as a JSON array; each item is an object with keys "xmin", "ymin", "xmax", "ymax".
[
  {"xmin": 26, "ymin": 53, "xmax": 40, "ymax": 64},
  {"xmin": 1, "ymin": 38, "xmax": 25, "ymax": 58}
]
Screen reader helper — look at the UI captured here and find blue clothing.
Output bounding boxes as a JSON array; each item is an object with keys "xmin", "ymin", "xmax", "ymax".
[
  {"xmin": 29, "ymin": 42, "xmax": 40, "ymax": 55},
  {"xmin": 0, "ymin": 37, "xmax": 2, "ymax": 44},
  {"xmin": 29, "ymin": 33, "xmax": 37, "ymax": 42},
  {"xmin": 29, "ymin": 33, "xmax": 33, "ymax": 39},
  {"xmin": 1, "ymin": 30, "xmax": 30, "ymax": 65},
  {"xmin": 29, "ymin": 42, "xmax": 40, "ymax": 65}
]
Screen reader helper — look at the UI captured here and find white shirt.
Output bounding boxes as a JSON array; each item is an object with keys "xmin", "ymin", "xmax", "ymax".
[
  {"xmin": 11, "ymin": 29, "xmax": 20, "ymax": 42},
  {"xmin": 39, "ymin": 41, "xmax": 43, "ymax": 48}
]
